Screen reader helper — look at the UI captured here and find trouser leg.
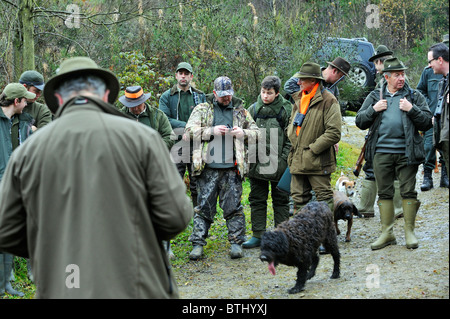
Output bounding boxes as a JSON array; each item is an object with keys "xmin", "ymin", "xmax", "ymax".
[
  {"xmin": 219, "ymin": 170, "xmax": 245, "ymax": 245},
  {"xmin": 189, "ymin": 168, "xmax": 218, "ymax": 246},
  {"xmin": 270, "ymin": 180, "xmax": 290, "ymax": 227},
  {"xmin": 248, "ymin": 178, "xmax": 269, "ymax": 238}
]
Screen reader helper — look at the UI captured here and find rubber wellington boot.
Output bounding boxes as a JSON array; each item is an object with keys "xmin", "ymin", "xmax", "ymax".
[
  {"xmin": 403, "ymin": 199, "xmax": 420, "ymax": 249},
  {"xmin": 393, "ymin": 180, "xmax": 403, "ymax": 219},
  {"xmin": 242, "ymin": 236, "xmax": 261, "ymax": 249},
  {"xmin": 371, "ymin": 200, "xmax": 397, "ymax": 250},
  {"xmin": 357, "ymin": 179, "xmax": 377, "ymax": 217}
]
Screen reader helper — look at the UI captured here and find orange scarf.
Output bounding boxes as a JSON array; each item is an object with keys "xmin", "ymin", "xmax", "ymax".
[{"xmin": 296, "ymin": 82, "xmax": 319, "ymax": 136}]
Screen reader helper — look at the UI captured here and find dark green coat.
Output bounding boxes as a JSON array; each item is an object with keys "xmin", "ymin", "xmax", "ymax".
[
  {"xmin": 159, "ymin": 85, "xmax": 206, "ymax": 130},
  {"xmin": 0, "ymin": 96, "xmax": 193, "ymax": 298},
  {"xmin": 248, "ymin": 94, "xmax": 292, "ymax": 181},
  {"xmin": 23, "ymin": 101, "xmax": 52, "ymax": 128},
  {"xmin": 0, "ymin": 109, "xmax": 34, "ymax": 181},
  {"xmin": 121, "ymin": 102, "xmax": 175, "ymax": 150},
  {"xmin": 356, "ymin": 82, "xmax": 433, "ymax": 166}
]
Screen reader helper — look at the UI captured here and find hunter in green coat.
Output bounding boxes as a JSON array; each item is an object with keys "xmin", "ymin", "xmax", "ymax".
[
  {"xmin": 287, "ymin": 63, "xmax": 342, "ymax": 213},
  {"xmin": 120, "ymin": 86, "xmax": 175, "ymax": 150},
  {"xmin": 243, "ymin": 76, "xmax": 292, "ymax": 248},
  {"xmin": 0, "ymin": 57, "xmax": 193, "ymax": 298}
]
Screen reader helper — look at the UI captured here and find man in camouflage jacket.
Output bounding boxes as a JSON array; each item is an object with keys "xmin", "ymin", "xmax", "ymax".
[{"xmin": 184, "ymin": 76, "xmax": 259, "ymax": 260}]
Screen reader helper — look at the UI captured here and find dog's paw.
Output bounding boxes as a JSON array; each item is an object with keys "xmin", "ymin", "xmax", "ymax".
[
  {"xmin": 288, "ymin": 286, "xmax": 305, "ymax": 294},
  {"xmin": 306, "ymin": 271, "xmax": 316, "ymax": 280},
  {"xmin": 330, "ymin": 272, "xmax": 340, "ymax": 279}
]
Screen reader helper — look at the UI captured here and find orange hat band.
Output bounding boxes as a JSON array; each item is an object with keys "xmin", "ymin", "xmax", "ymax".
[{"xmin": 124, "ymin": 88, "xmax": 144, "ymax": 99}]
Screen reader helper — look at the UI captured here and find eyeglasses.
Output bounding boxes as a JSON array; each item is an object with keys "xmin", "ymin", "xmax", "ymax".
[{"xmin": 428, "ymin": 57, "xmax": 438, "ymax": 64}]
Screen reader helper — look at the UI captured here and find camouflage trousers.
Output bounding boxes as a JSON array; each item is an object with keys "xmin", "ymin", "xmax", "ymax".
[{"xmin": 189, "ymin": 167, "xmax": 245, "ymax": 246}]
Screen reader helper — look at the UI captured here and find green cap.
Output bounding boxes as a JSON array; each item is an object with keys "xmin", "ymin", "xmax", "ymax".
[
  {"xmin": 2, "ymin": 83, "xmax": 36, "ymax": 100},
  {"xmin": 19, "ymin": 70, "xmax": 45, "ymax": 91},
  {"xmin": 176, "ymin": 62, "xmax": 193, "ymax": 73},
  {"xmin": 382, "ymin": 57, "xmax": 408, "ymax": 73}
]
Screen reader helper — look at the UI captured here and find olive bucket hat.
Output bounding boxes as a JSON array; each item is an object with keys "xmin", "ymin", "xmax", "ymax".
[
  {"xmin": 43, "ymin": 56, "xmax": 120, "ymax": 114},
  {"xmin": 369, "ymin": 45, "xmax": 394, "ymax": 62},
  {"xmin": 382, "ymin": 57, "xmax": 408, "ymax": 73},
  {"xmin": 294, "ymin": 62, "xmax": 325, "ymax": 80}
]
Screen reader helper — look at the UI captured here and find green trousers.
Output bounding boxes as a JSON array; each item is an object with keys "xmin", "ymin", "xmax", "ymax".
[
  {"xmin": 373, "ymin": 153, "xmax": 419, "ymax": 200},
  {"xmin": 290, "ymin": 173, "xmax": 334, "ymax": 211},
  {"xmin": 248, "ymin": 178, "xmax": 290, "ymax": 238}
]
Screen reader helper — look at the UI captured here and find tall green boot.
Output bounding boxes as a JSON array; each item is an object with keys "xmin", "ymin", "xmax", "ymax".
[
  {"xmin": 393, "ymin": 180, "xmax": 403, "ymax": 218},
  {"xmin": 357, "ymin": 179, "xmax": 377, "ymax": 217},
  {"xmin": 371, "ymin": 200, "xmax": 397, "ymax": 250},
  {"xmin": 403, "ymin": 199, "xmax": 420, "ymax": 249}
]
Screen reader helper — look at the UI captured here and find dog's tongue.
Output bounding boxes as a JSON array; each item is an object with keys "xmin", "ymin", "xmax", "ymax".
[{"xmin": 268, "ymin": 262, "xmax": 276, "ymax": 275}]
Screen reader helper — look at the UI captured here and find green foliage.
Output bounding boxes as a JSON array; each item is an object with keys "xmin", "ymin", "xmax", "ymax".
[{"xmin": 115, "ymin": 51, "xmax": 172, "ymax": 104}]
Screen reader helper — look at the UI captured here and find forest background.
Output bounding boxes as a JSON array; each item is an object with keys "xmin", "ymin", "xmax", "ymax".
[{"xmin": 0, "ymin": 0, "xmax": 449, "ymax": 106}]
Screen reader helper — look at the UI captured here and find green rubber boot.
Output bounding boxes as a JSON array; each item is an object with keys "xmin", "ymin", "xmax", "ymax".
[
  {"xmin": 403, "ymin": 199, "xmax": 420, "ymax": 249},
  {"xmin": 242, "ymin": 236, "xmax": 262, "ymax": 249},
  {"xmin": 357, "ymin": 179, "xmax": 377, "ymax": 218},
  {"xmin": 371, "ymin": 200, "xmax": 397, "ymax": 250},
  {"xmin": 393, "ymin": 180, "xmax": 403, "ymax": 219}
]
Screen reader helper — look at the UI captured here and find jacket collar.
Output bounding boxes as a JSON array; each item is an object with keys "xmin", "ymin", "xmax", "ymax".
[{"xmin": 55, "ymin": 95, "xmax": 132, "ymax": 120}]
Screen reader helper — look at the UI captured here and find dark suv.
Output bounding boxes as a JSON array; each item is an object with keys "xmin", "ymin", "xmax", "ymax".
[{"xmin": 313, "ymin": 37, "xmax": 377, "ymax": 111}]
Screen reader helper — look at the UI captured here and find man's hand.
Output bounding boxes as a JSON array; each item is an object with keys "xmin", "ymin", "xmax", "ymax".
[
  {"xmin": 373, "ymin": 99, "xmax": 387, "ymax": 112},
  {"xmin": 230, "ymin": 127, "xmax": 244, "ymax": 139},
  {"xmin": 399, "ymin": 98, "xmax": 413, "ymax": 112},
  {"xmin": 213, "ymin": 125, "xmax": 230, "ymax": 135}
]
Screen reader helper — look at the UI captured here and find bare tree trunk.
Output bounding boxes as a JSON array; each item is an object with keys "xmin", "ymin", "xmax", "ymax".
[{"xmin": 19, "ymin": 0, "xmax": 35, "ymax": 72}]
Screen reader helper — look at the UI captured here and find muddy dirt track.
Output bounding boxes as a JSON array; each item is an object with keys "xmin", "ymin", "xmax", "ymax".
[{"xmin": 172, "ymin": 117, "xmax": 449, "ymax": 300}]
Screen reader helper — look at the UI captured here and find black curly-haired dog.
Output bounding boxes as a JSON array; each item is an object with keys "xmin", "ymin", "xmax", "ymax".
[{"xmin": 260, "ymin": 201, "xmax": 340, "ymax": 294}]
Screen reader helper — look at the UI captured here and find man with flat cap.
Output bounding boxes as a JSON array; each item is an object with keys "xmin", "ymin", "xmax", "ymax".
[
  {"xmin": 0, "ymin": 83, "xmax": 36, "ymax": 297},
  {"xmin": 0, "ymin": 57, "xmax": 193, "ymax": 298},
  {"xmin": 356, "ymin": 57, "xmax": 432, "ymax": 250},
  {"xmin": 19, "ymin": 70, "xmax": 52, "ymax": 130},
  {"xmin": 120, "ymin": 85, "xmax": 174, "ymax": 150}
]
